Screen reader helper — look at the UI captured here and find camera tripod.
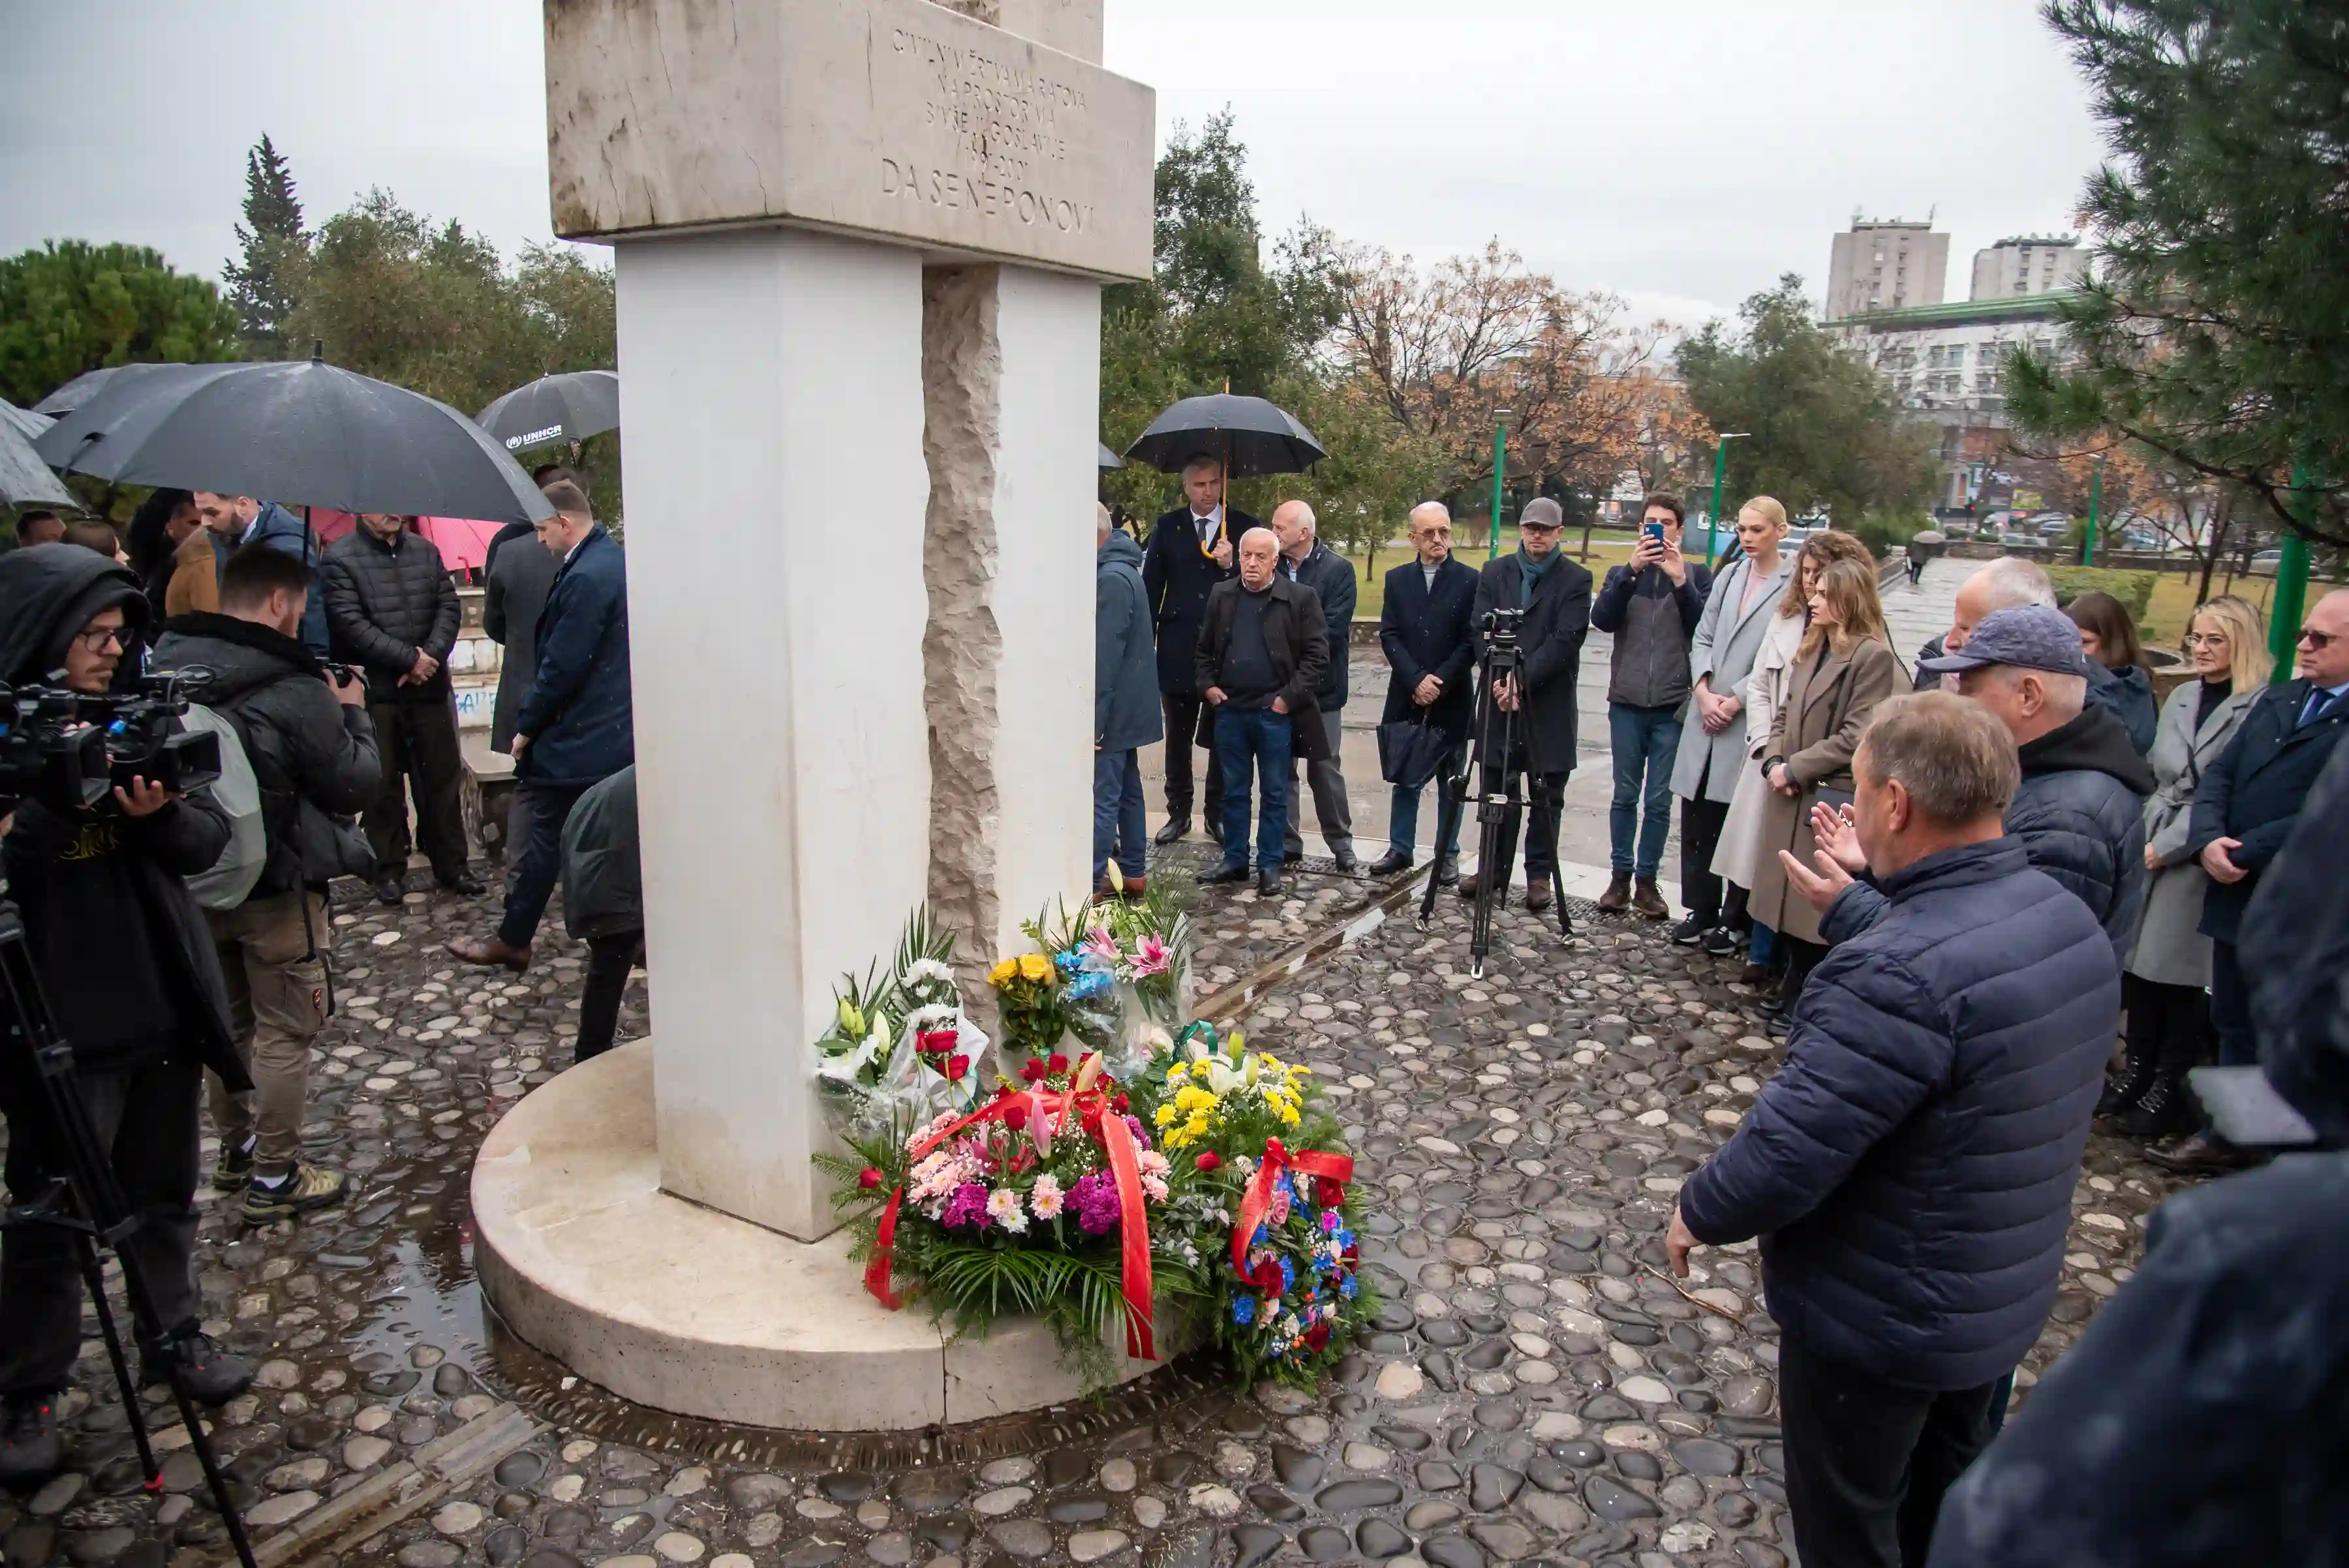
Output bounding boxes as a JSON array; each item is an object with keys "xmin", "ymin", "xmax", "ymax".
[
  {"xmin": 0, "ymin": 898, "xmax": 258, "ymax": 1568},
  {"xmin": 1416, "ymin": 620, "xmax": 1572, "ymax": 978}
]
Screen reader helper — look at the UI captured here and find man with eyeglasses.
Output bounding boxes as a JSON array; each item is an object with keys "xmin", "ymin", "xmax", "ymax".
[
  {"xmin": 0, "ymin": 545, "xmax": 257, "ymax": 1484},
  {"xmin": 2161, "ymin": 589, "xmax": 2349, "ymax": 1173},
  {"xmin": 1141, "ymin": 455, "xmax": 1253, "ymax": 847}
]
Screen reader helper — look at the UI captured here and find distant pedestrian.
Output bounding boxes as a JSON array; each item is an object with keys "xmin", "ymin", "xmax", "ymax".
[
  {"xmin": 1370, "ymin": 502, "xmax": 1479, "ymax": 883},
  {"xmin": 1590, "ymin": 491, "xmax": 1712, "ymax": 915},
  {"xmin": 1459, "ymin": 497, "xmax": 1593, "ymax": 911},
  {"xmin": 1272, "ymin": 500, "xmax": 1359, "ymax": 873},
  {"xmin": 1193, "ymin": 527, "xmax": 1328, "ymax": 897},
  {"xmin": 1094, "ymin": 502, "xmax": 1161, "ymax": 897},
  {"xmin": 12, "ymin": 510, "xmax": 64, "ymax": 547},
  {"xmin": 2104, "ymin": 595, "xmax": 2267, "ymax": 1139},
  {"xmin": 559, "ymin": 764, "xmax": 643, "ymax": 1066},
  {"xmin": 1672, "ymin": 691, "xmax": 2118, "ymax": 1568},
  {"xmin": 483, "ymin": 476, "xmax": 566, "ymax": 758},
  {"xmin": 60, "ymin": 520, "xmax": 123, "ymax": 561},
  {"xmin": 1668, "ymin": 497, "xmax": 1793, "ymax": 949},
  {"xmin": 182, "ymin": 493, "xmax": 330, "ymax": 655},
  {"xmin": 1141, "ymin": 455, "xmax": 1251, "ymax": 846},
  {"xmin": 322, "ymin": 512, "xmax": 478, "ymax": 902},
  {"xmin": 450, "ymin": 480, "xmax": 634, "ymax": 972},
  {"xmin": 2065, "ymin": 589, "xmax": 2158, "ymax": 754}
]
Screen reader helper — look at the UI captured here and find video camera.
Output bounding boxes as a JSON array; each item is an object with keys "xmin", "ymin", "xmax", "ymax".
[
  {"xmin": 0, "ymin": 673, "xmax": 221, "ymax": 814},
  {"xmin": 1479, "ymin": 606, "xmax": 1525, "ymax": 647}
]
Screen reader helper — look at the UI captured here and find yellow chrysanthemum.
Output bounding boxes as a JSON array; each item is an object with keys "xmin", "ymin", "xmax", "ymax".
[
  {"xmin": 1165, "ymin": 1062, "xmax": 1188, "ymax": 1083},
  {"xmin": 987, "ymin": 959, "xmax": 1017, "ymax": 987},
  {"xmin": 1154, "ymin": 1104, "xmax": 1176, "ymax": 1129},
  {"xmin": 1018, "ymin": 953, "xmax": 1052, "ymax": 983},
  {"xmin": 1175, "ymin": 1084, "xmax": 1218, "ymax": 1115}
]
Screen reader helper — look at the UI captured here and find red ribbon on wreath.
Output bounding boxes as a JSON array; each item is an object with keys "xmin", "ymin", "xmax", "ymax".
[
  {"xmin": 861, "ymin": 1054, "xmax": 1157, "ymax": 1359},
  {"xmin": 1231, "ymin": 1136, "xmax": 1356, "ymax": 1274}
]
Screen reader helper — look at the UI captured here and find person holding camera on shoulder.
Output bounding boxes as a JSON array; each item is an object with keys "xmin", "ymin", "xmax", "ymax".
[
  {"xmin": 1459, "ymin": 497, "xmax": 1592, "ymax": 912},
  {"xmin": 0, "ymin": 545, "xmax": 256, "ymax": 1486},
  {"xmin": 155, "ymin": 544, "xmax": 382, "ymax": 1223}
]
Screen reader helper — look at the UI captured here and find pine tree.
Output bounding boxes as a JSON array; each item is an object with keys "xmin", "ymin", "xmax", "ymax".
[{"xmin": 223, "ymin": 134, "xmax": 307, "ymax": 358}]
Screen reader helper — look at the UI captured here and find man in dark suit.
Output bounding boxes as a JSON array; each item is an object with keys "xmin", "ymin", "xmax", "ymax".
[
  {"xmin": 2159, "ymin": 588, "xmax": 2349, "ymax": 1172},
  {"xmin": 1462, "ymin": 497, "xmax": 1593, "ymax": 912},
  {"xmin": 1141, "ymin": 455, "xmax": 1253, "ymax": 844},
  {"xmin": 1370, "ymin": 502, "xmax": 1479, "ymax": 882},
  {"xmin": 450, "ymin": 480, "xmax": 635, "ymax": 973},
  {"xmin": 1272, "ymin": 499, "xmax": 1359, "ymax": 872},
  {"xmin": 1193, "ymin": 529, "xmax": 1329, "ymax": 897},
  {"xmin": 484, "ymin": 464, "xmax": 570, "ymax": 757}
]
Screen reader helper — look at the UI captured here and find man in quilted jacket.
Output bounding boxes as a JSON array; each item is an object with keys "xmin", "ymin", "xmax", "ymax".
[{"xmin": 1667, "ymin": 692, "xmax": 2117, "ymax": 1568}]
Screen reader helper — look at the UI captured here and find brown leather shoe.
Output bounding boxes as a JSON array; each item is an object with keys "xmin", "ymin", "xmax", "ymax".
[
  {"xmin": 448, "ymin": 934, "xmax": 532, "ymax": 972},
  {"xmin": 1526, "ymin": 881, "xmax": 1554, "ymax": 913},
  {"xmin": 1120, "ymin": 876, "xmax": 1148, "ymax": 902},
  {"xmin": 1631, "ymin": 877, "xmax": 1670, "ymax": 919},
  {"xmin": 1597, "ymin": 872, "xmax": 1631, "ymax": 911}
]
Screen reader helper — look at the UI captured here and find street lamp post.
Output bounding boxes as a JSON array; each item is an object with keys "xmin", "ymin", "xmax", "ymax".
[
  {"xmin": 1490, "ymin": 410, "xmax": 1512, "ymax": 562},
  {"xmin": 1706, "ymin": 433, "xmax": 1750, "ymax": 568},
  {"xmin": 2269, "ymin": 460, "xmax": 2316, "ymax": 683},
  {"xmin": 2083, "ymin": 457, "xmax": 2103, "ymax": 566}
]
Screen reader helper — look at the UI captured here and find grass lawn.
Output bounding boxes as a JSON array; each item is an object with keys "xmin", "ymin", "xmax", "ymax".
[{"xmin": 2137, "ymin": 566, "xmax": 2340, "ymax": 649}]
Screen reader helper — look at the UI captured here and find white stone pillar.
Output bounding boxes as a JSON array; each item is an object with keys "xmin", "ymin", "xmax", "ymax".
[{"xmin": 617, "ymin": 226, "xmax": 931, "ymax": 1242}]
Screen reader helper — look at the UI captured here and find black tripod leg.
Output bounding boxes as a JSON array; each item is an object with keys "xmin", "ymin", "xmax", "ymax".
[
  {"xmin": 1418, "ymin": 770, "xmax": 1464, "ymax": 929},
  {"xmin": 71, "ymin": 1232, "xmax": 160, "ymax": 1486},
  {"xmin": 1552, "ymin": 861, "xmax": 1573, "ymax": 937}
]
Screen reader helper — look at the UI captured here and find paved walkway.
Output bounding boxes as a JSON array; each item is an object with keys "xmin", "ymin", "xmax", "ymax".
[{"xmin": 0, "ymin": 834, "xmax": 2178, "ymax": 1568}]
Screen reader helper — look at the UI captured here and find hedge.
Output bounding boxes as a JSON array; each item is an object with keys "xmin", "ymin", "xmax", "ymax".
[{"xmin": 2046, "ymin": 568, "xmax": 2157, "ymax": 623}]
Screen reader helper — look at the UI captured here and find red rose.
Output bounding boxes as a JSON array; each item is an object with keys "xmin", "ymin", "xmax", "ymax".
[
  {"xmin": 917, "ymin": 1029, "xmax": 957, "ymax": 1056},
  {"xmin": 1195, "ymin": 1152, "xmax": 1222, "ymax": 1173},
  {"xmin": 1111, "ymin": 1093, "xmax": 1129, "ymax": 1113},
  {"xmin": 1020, "ymin": 1058, "xmax": 1047, "ymax": 1083},
  {"xmin": 1048, "ymin": 1053, "xmax": 1070, "ymax": 1075},
  {"xmin": 1004, "ymin": 1103, "xmax": 1029, "ymax": 1131},
  {"xmin": 946, "ymin": 1054, "xmax": 970, "ymax": 1082},
  {"xmin": 1342, "ymin": 1243, "xmax": 1359, "ymax": 1263},
  {"xmin": 1315, "ymin": 1177, "xmax": 1345, "ymax": 1208},
  {"xmin": 857, "ymin": 1168, "xmax": 883, "ymax": 1190},
  {"xmin": 1304, "ymin": 1321, "xmax": 1332, "ymax": 1352},
  {"xmin": 1251, "ymin": 1259, "xmax": 1282, "ymax": 1295}
]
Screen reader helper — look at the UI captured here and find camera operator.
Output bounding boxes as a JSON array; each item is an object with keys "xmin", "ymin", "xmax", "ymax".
[
  {"xmin": 0, "ymin": 546, "xmax": 254, "ymax": 1486},
  {"xmin": 155, "ymin": 544, "xmax": 381, "ymax": 1223},
  {"xmin": 1460, "ymin": 498, "xmax": 1593, "ymax": 911}
]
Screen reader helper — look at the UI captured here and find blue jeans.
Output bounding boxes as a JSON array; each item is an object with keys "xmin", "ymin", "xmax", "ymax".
[
  {"xmin": 1608, "ymin": 702, "xmax": 1683, "ymax": 878},
  {"xmin": 1216, "ymin": 706, "xmax": 1293, "ymax": 873},
  {"xmin": 1387, "ymin": 738, "xmax": 1467, "ymax": 863},
  {"xmin": 1749, "ymin": 921, "xmax": 1779, "ymax": 969},
  {"xmin": 1093, "ymin": 748, "xmax": 1147, "ymax": 882}
]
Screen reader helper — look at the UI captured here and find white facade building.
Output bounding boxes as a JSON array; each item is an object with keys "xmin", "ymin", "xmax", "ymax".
[
  {"xmin": 1970, "ymin": 235, "xmax": 2087, "ymax": 300},
  {"xmin": 1824, "ymin": 219, "xmax": 1950, "ymax": 320}
]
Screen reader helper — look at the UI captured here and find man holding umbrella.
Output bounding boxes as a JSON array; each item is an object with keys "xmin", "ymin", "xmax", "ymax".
[{"xmin": 1141, "ymin": 455, "xmax": 1253, "ymax": 846}]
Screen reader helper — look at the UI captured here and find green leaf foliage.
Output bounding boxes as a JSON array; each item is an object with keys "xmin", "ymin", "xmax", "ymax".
[
  {"xmin": 0, "ymin": 240, "xmax": 241, "ymax": 409},
  {"xmin": 223, "ymin": 134, "xmax": 306, "ymax": 357},
  {"xmin": 2046, "ymin": 566, "xmax": 2157, "ymax": 620}
]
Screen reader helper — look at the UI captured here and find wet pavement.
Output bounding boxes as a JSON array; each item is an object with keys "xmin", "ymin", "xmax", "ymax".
[{"xmin": 1, "ymin": 857, "xmax": 2180, "ymax": 1568}]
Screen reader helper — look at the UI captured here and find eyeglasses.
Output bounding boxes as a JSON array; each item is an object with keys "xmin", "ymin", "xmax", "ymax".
[
  {"xmin": 2301, "ymin": 628, "xmax": 2339, "ymax": 649},
  {"xmin": 2182, "ymin": 632, "xmax": 2230, "ymax": 647},
  {"xmin": 72, "ymin": 624, "xmax": 130, "ymax": 653}
]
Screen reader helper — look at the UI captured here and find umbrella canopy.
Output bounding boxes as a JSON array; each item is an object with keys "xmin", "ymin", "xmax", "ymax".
[
  {"xmin": 476, "ymin": 370, "xmax": 620, "ymax": 453},
  {"xmin": 2, "ymin": 420, "xmax": 74, "ymax": 509},
  {"xmin": 312, "ymin": 510, "xmax": 507, "ymax": 572},
  {"xmin": 1124, "ymin": 393, "xmax": 1325, "ymax": 478},
  {"xmin": 33, "ymin": 363, "xmax": 143, "ymax": 417},
  {"xmin": 1098, "ymin": 441, "xmax": 1124, "ymax": 471},
  {"xmin": 2, "ymin": 397, "xmax": 54, "ymax": 442},
  {"xmin": 36, "ymin": 357, "xmax": 554, "ymax": 526}
]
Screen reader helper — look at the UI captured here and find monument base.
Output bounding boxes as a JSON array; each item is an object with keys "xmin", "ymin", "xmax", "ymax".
[{"xmin": 472, "ymin": 1041, "xmax": 1164, "ymax": 1430}]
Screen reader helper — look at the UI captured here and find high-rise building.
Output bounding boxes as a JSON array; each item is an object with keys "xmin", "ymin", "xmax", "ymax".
[
  {"xmin": 1969, "ymin": 235, "xmax": 2087, "ymax": 300},
  {"xmin": 1824, "ymin": 217, "xmax": 1949, "ymax": 321}
]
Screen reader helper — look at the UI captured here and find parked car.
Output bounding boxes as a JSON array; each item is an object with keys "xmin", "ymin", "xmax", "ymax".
[{"xmin": 2249, "ymin": 549, "xmax": 2281, "ymax": 576}]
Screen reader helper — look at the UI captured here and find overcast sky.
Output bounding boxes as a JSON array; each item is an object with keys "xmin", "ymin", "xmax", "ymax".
[{"xmin": 0, "ymin": 0, "xmax": 2104, "ymax": 333}]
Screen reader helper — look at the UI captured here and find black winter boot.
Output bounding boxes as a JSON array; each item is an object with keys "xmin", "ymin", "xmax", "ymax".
[{"xmin": 2095, "ymin": 1032, "xmax": 2157, "ymax": 1120}]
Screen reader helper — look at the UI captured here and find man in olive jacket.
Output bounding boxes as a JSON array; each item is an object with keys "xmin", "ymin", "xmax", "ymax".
[{"xmin": 1193, "ymin": 529, "xmax": 1328, "ymax": 897}]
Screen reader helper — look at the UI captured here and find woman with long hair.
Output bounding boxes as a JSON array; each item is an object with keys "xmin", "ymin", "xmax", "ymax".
[
  {"xmin": 1744, "ymin": 554, "xmax": 1904, "ymax": 1011},
  {"xmin": 2065, "ymin": 588, "xmax": 2158, "ymax": 753},
  {"xmin": 124, "ymin": 487, "xmax": 198, "ymax": 622},
  {"xmin": 1710, "ymin": 530, "xmax": 1876, "ymax": 989},
  {"xmin": 2105, "ymin": 594, "xmax": 2270, "ymax": 1137}
]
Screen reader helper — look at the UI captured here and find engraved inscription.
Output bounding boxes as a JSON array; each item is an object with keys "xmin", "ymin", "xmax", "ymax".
[{"xmin": 880, "ymin": 23, "xmax": 1096, "ymax": 236}]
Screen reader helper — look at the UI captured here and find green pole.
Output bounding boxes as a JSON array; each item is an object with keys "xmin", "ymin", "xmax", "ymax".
[
  {"xmin": 1706, "ymin": 440, "xmax": 1728, "ymax": 568},
  {"xmin": 2269, "ymin": 461, "xmax": 2315, "ymax": 683},
  {"xmin": 1490, "ymin": 413, "xmax": 1507, "ymax": 562},
  {"xmin": 2083, "ymin": 461, "xmax": 2101, "ymax": 566}
]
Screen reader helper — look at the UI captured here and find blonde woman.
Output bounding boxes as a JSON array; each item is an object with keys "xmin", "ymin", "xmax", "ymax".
[
  {"xmin": 2105, "ymin": 595, "xmax": 2269, "ymax": 1137},
  {"xmin": 1745, "ymin": 555, "xmax": 1903, "ymax": 1007},
  {"xmin": 1712, "ymin": 532, "xmax": 1877, "ymax": 987}
]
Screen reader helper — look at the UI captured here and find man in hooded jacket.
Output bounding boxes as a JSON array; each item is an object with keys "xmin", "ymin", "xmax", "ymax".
[{"xmin": 0, "ymin": 546, "xmax": 257, "ymax": 1486}]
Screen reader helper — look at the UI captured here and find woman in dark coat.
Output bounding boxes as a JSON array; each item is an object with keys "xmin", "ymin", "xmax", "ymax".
[{"xmin": 2066, "ymin": 589, "xmax": 2158, "ymax": 754}]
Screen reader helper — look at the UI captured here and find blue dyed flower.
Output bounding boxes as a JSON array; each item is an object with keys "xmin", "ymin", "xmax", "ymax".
[
  {"xmin": 1232, "ymin": 1297, "xmax": 1256, "ymax": 1326},
  {"xmin": 1054, "ymin": 950, "xmax": 1082, "ymax": 973},
  {"xmin": 1067, "ymin": 970, "xmax": 1112, "ymax": 1001},
  {"xmin": 1339, "ymin": 1274, "xmax": 1359, "ymax": 1299},
  {"xmin": 1278, "ymin": 1257, "xmax": 1296, "ymax": 1291},
  {"xmin": 1251, "ymin": 1225, "xmax": 1268, "ymax": 1250},
  {"xmin": 1336, "ymin": 1227, "xmax": 1356, "ymax": 1252}
]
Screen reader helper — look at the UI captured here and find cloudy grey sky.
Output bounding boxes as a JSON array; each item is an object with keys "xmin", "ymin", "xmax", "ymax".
[{"xmin": 0, "ymin": 0, "xmax": 2104, "ymax": 331}]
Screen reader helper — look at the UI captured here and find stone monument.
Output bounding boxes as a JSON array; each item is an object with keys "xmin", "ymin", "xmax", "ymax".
[{"xmin": 471, "ymin": 0, "xmax": 1156, "ymax": 1428}]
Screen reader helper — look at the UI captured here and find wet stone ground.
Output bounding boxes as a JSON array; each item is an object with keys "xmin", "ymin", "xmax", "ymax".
[{"xmin": 0, "ymin": 878, "xmax": 2183, "ymax": 1568}]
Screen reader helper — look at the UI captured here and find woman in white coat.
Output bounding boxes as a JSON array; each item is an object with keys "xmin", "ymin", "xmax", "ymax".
[{"xmin": 2104, "ymin": 594, "xmax": 2269, "ymax": 1139}]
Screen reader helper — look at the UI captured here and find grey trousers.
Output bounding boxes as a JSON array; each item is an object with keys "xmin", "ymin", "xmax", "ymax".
[{"xmin": 1284, "ymin": 707, "xmax": 1355, "ymax": 857}]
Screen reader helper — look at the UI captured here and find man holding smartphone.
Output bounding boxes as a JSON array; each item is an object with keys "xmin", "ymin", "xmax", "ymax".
[{"xmin": 1590, "ymin": 493, "xmax": 1712, "ymax": 915}]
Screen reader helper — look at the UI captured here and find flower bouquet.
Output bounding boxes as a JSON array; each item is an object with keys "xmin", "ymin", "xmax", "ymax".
[
  {"xmin": 985, "ymin": 904, "xmax": 1127, "ymax": 1064},
  {"xmin": 1090, "ymin": 867, "xmax": 1195, "ymax": 1028},
  {"xmin": 819, "ymin": 1051, "xmax": 1201, "ymax": 1383},
  {"xmin": 1125, "ymin": 1023, "xmax": 1374, "ymax": 1389},
  {"xmin": 812, "ymin": 908, "xmax": 991, "ymax": 1141}
]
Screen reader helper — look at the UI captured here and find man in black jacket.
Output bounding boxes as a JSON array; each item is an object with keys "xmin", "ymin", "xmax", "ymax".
[
  {"xmin": 155, "ymin": 546, "xmax": 381, "ymax": 1223},
  {"xmin": 1271, "ymin": 500, "xmax": 1358, "ymax": 872},
  {"xmin": 321, "ymin": 513, "xmax": 476, "ymax": 904},
  {"xmin": 1371, "ymin": 503, "xmax": 1479, "ymax": 883},
  {"xmin": 0, "ymin": 546, "xmax": 255, "ymax": 1485},
  {"xmin": 1193, "ymin": 529, "xmax": 1328, "ymax": 897},
  {"xmin": 1462, "ymin": 499, "xmax": 1593, "ymax": 912},
  {"xmin": 1141, "ymin": 455, "xmax": 1251, "ymax": 845}
]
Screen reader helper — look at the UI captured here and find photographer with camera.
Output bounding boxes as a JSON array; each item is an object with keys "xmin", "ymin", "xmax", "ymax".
[
  {"xmin": 155, "ymin": 545, "xmax": 381, "ymax": 1223},
  {"xmin": 0, "ymin": 546, "xmax": 255, "ymax": 1486}
]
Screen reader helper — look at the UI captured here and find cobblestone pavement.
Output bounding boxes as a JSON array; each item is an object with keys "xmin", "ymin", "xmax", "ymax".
[{"xmin": 0, "ymin": 877, "xmax": 2181, "ymax": 1568}]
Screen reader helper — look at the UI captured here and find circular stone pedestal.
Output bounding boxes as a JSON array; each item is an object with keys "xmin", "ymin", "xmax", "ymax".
[{"xmin": 472, "ymin": 1041, "xmax": 1161, "ymax": 1430}]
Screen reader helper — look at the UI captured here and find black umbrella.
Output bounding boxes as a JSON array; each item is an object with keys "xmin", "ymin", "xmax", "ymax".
[
  {"xmin": 1099, "ymin": 441, "xmax": 1124, "ymax": 471},
  {"xmin": 476, "ymin": 370, "xmax": 621, "ymax": 453},
  {"xmin": 2, "ymin": 397, "xmax": 53, "ymax": 443},
  {"xmin": 36, "ymin": 354, "xmax": 553, "ymax": 525},
  {"xmin": 33, "ymin": 363, "xmax": 144, "ymax": 418},
  {"xmin": 2, "ymin": 416, "xmax": 73, "ymax": 508},
  {"xmin": 1124, "ymin": 393, "xmax": 1325, "ymax": 478}
]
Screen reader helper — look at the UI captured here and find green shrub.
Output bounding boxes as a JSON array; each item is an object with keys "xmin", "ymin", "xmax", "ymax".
[{"xmin": 2046, "ymin": 567, "xmax": 2156, "ymax": 622}]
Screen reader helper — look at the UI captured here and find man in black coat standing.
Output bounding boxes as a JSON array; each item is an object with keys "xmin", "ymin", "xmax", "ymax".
[
  {"xmin": 1141, "ymin": 455, "xmax": 1251, "ymax": 845},
  {"xmin": 321, "ymin": 512, "xmax": 476, "ymax": 903},
  {"xmin": 1462, "ymin": 497, "xmax": 1592, "ymax": 912},
  {"xmin": 1193, "ymin": 529, "xmax": 1328, "ymax": 897},
  {"xmin": 1370, "ymin": 502, "xmax": 1479, "ymax": 883},
  {"xmin": 1271, "ymin": 500, "xmax": 1358, "ymax": 872}
]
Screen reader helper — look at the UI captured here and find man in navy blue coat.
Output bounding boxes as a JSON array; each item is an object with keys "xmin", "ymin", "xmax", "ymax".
[
  {"xmin": 450, "ymin": 480, "xmax": 634, "ymax": 972},
  {"xmin": 1669, "ymin": 692, "xmax": 2116, "ymax": 1568}
]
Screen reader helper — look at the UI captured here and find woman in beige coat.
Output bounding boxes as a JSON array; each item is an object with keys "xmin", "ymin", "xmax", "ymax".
[{"xmin": 1744, "ymin": 556, "xmax": 1904, "ymax": 1007}]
